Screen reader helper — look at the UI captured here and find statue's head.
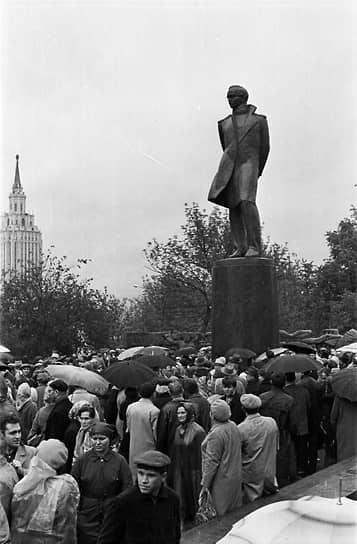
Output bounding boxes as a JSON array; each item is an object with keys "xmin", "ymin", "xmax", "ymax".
[{"xmin": 227, "ymin": 85, "xmax": 249, "ymax": 109}]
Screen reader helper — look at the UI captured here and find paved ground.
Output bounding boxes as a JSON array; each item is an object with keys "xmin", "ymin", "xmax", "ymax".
[{"xmin": 182, "ymin": 455, "xmax": 357, "ymax": 544}]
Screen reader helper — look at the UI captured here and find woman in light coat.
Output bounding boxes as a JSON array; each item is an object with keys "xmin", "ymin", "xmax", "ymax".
[{"xmin": 201, "ymin": 399, "xmax": 242, "ymax": 516}]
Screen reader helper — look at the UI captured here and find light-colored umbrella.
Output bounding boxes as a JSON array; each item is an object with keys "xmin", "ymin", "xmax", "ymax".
[
  {"xmin": 136, "ymin": 346, "xmax": 169, "ymax": 357},
  {"xmin": 337, "ymin": 342, "xmax": 357, "ymax": 354},
  {"xmin": 46, "ymin": 364, "xmax": 109, "ymax": 396},
  {"xmin": 0, "ymin": 345, "xmax": 10, "ymax": 354},
  {"xmin": 117, "ymin": 346, "xmax": 144, "ymax": 361},
  {"xmin": 216, "ymin": 495, "xmax": 357, "ymax": 544}
]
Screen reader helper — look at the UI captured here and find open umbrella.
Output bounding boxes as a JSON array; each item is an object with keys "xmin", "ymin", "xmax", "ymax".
[
  {"xmin": 0, "ymin": 353, "xmax": 14, "ymax": 363},
  {"xmin": 255, "ymin": 347, "xmax": 289, "ymax": 366},
  {"xmin": 136, "ymin": 346, "xmax": 169, "ymax": 357},
  {"xmin": 264, "ymin": 354, "xmax": 322, "ymax": 374},
  {"xmin": 331, "ymin": 366, "xmax": 357, "ymax": 402},
  {"xmin": 117, "ymin": 346, "xmax": 144, "ymax": 361},
  {"xmin": 216, "ymin": 495, "xmax": 357, "ymax": 544},
  {"xmin": 336, "ymin": 329, "xmax": 357, "ymax": 348},
  {"xmin": 336, "ymin": 342, "xmax": 357, "ymax": 354},
  {"xmin": 0, "ymin": 345, "xmax": 10, "ymax": 354},
  {"xmin": 281, "ymin": 341, "xmax": 316, "ymax": 355},
  {"xmin": 176, "ymin": 346, "xmax": 197, "ymax": 356},
  {"xmin": 103, "ymin": 360, "xmax": 155, "ymax": 389},
  {"xmin": 133, "ymin": 354, "xmax": 175, "ymax": 369},
  {"xmin": 226, "ymin": 347, "xmax": 257, "ymax": 359},
  {"xmin": 46, "ymin": 364, "xmax": 109, "ymax": 396}
]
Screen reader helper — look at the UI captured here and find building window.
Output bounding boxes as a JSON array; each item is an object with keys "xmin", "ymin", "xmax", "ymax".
[
  {"xmin": 22, "ymin": 218, "xmax": 25, "ymax": 226},
  {"xmin": 14, "ymin": 203, "xmax": 17, "ymax": 212},
  {"xmin": 20, "ymin": 204, "xmax": 23, "ymax": 212}
]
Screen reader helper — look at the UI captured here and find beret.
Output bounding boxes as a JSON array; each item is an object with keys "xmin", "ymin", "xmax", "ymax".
[
  {"xmin": 211, "ymin": 399, "xmax": 231, "ymax": 422},
  {"xmin": 240, "ymin": 394, "xmax": 262, "ymax": 410},
  {"xmin": 135, "ymin": 450, "xmax": 171, "ymax": 469}
]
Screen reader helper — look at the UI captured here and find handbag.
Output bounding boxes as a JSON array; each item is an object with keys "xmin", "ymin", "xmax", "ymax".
[{"xmin": 195, "ymin": 489, "xmax": 217, "ymax": 525}]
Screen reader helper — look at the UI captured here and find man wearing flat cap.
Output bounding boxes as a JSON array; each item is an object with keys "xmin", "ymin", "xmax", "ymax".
[
  {"xmin": 238, "ymin": 394, "xmax": 279, "ymax": 502},
  {"xmin": 208, "ymin": 85, "xmax": 270, "ymax": 257},
  {"xmin": 98, "ymin": 450, "xmax": 180, "ymax": 544}
]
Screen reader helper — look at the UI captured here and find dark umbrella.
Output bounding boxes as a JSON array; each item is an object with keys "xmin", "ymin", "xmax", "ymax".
[
  {"xmin": 331, "ymin": 366, "xmax": 357, "ymax": 402},
  {"xmin": 133, "ymin": 354, "xmax": 175, "ymax": 369},
  {"xmin": 176, "ymin": 346, "xmax": 197, "ymax": 356},
  {"xmin": 103, "ymin": 361, "xmax": 155, "ymax": 389},
  {"xmin": 264, "ymin": 354, "xmax": 322, "ymax": 374},
  {"xmin": 281, "ymin": 341, "xmax": 316, "ymax": 355},
  {"xmin": 0, "ymin": 363, "xmax": 9, "ymax": 371},
  {"xmin": 225, "ymin": 347, "xmax": 256, "ymax": 359}
]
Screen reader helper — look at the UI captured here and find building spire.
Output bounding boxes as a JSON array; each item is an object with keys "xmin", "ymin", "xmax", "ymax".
[{"xmin": 12, "ymin": 154, "xmax": 22, "ymax": 192}]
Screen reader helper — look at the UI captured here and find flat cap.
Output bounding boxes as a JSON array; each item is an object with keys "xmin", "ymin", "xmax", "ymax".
[
  {"xmin": 135, "ymin": 450, "xmax": 171, "ymax": 469},
  {"xmin": 240, "ymin": 393, "xmax": 262, "ymax": 410}
]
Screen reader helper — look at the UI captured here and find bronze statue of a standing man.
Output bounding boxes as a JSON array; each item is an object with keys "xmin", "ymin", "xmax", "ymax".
[{"xmin": 208, "ymin": 85, "xmax": 270, "ymax": 257}]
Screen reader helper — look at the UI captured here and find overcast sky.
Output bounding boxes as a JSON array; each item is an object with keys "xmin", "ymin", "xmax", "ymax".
[{"xmin": 1, "ymin": 0, "xmax": 356, "ymax": 298}]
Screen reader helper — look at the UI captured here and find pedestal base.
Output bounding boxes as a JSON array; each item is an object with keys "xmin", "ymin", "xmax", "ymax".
[{"xmin": 212, "ymin": 257, "xmax": 279, "ymax": 358}]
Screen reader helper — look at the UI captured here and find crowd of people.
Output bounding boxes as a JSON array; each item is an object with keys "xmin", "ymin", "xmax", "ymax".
[{"xmin": 0, "ymin": 344, "xmax": 356, "ymax": 543}]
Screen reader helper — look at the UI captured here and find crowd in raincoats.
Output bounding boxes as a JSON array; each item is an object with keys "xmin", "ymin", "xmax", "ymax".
[{"xmin": 0, "ymin": 343, "xmax": 356, "ymax": 543}]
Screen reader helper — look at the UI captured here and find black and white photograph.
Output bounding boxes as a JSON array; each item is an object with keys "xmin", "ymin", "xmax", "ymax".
[{"xmin": 0, "ymin": 1, "xmax": 356, "ymax": 543}]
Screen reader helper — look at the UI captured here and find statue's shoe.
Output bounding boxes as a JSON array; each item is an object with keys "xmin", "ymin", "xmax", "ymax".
[
  {"xmin": 229, "ymin": 248, "xmax": 246, "ymax": 258},
  {"xmin": 244, "ymin": 247, "xmax": 260, "ymax": 257}
]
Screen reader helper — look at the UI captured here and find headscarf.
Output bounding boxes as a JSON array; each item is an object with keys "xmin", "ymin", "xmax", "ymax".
[
  {"xmin": 211, "ymin": 399, "xmax": 231, "ymax": 422},
  {"xmin": 90, "ymin": 422, "xmax": 115, "ymax": 440}
]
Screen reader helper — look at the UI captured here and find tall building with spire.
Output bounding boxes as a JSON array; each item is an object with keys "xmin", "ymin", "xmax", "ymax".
[{"xmin": 1, "ymin": 155, "xmax": 42, "ymax": 277}]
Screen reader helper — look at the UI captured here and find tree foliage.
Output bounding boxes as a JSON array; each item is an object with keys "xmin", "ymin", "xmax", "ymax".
[{"xmin": 0, "ymin": 250, "xmax": 129, "ymax": 356}]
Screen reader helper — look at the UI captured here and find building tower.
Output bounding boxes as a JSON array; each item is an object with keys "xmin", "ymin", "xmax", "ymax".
[{"xmin": 1, "ymin": 155, "xmax": 42, "ymax": 277}]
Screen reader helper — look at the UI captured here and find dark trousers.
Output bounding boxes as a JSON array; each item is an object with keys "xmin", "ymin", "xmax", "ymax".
[
  {"xmin": 307, "ymin": 432, "xmax": 319, "ymax": 474},
  {"xmin": 294, "ymin": 435, "xmax": 308, "ymax": 474}
]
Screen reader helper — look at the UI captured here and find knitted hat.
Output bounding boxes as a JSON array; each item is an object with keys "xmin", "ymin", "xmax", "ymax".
[
  {"xmin": 90, "ymin": 422, "xmax": 115, "ymax": 439},
  {"xmin": 36, "ymin": 439, "xmax": 68, "ymax": 470},
  {"xmin": 211, "ymin": 399, "xmax": 231, "ymax": 422},
  {"xmin": 240, "ymin": 394, "xmax": 262, "ymax": 410}
]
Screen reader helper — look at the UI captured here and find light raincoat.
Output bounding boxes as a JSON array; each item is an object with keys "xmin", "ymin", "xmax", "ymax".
[
  {"xmin": 11, "ymin": 455, "xmax": 80, "ymax": 543},
  {"xmin": 238, "ymin": 413, "xmax": 279, "ymax": 501},
  {"xmin": 201, "ymin": 420, "xmax": 242, "ymax": 516}
]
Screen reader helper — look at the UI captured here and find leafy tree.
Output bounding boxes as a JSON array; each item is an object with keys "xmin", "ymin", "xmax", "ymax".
[
  {"xmin": 0, "ymin": 250, "xmax": 128, "ymax": 356},
  {"xmin": 143, "ymin": 203, "xmax": 233, "ymax": 331}
]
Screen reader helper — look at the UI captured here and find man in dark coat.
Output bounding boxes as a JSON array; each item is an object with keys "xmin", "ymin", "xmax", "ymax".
[
  {"xmin": 221, "ymin": 376, "xmax": 245, "ymax": 425},
  {"xmin": 98, "ymin": 450, "xmax": 180, "ymax": 544},
  {"xmin": 44, "ymin": 379, "xmax": 72, "ymax": 444},
  {"xmin": 260, "ymin": 372, "xmax": 297, "ymax": 487},
  {"xmin": 299, "ymin": 371, "xmax": 322, "ymax": 474},
  {"xmin": 183, "ymin": 378, "xmax": 211, "ymax": 432},
  {"xmin": 208, "ymin": 85, "xmax": 270, "ymax": 257},
  {"xmin": 284, "ymin": 372, "xmax": 311, "ymax": 475}
]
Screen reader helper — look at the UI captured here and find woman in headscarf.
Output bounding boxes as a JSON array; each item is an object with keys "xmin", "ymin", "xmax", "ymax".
[
  {"xmin": 71, "ymin": 422, "xmax": 132, "ymax": 544},
  {"xmin": 10, "ymin": 439, "xmax": 80, "ymax": 543},
  {"xmin": 73, "ymin": 404, "xmax": 97, "ymax": 462},
  {"xmin": 200, "ymin": 399, "xmax": 242, "ymax": 516},
  {"xmin": 171, "ymin": 402, "xmax": 206, "ymax": 522}
]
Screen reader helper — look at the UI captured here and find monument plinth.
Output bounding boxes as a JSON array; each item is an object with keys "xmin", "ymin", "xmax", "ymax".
[{"xmin": 212, "ymin": 257, "xmax": 279, "ymax": 358}]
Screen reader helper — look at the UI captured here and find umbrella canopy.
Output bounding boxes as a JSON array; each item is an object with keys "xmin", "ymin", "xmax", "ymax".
[
  {"xmin": 0, "ymin": 363, "xmax": 9, "ymax": 371},
  {"xmin": 281, "ymin": 341, "xmax": 316, "ymax": 355},
  {"xmin": 133, "ymin": 354, "xmax": 175, "ymax": 369},
  {"xmin": 337, "ymin": 342, "xmax": 357, "ymax": 354},
  {"xmin": 264, "ymin": 354, "xmax": 322, "ymax": 374},
  {"xmin": 136, "ymin": 346, "xmax": 169, "ymax": 357},
  {"xmin": 117, "ymin": 346, "xmax": 145, "ymax": 361},
  {"xmin": 255, "ymin": 347, "xmax": 289, "ymax": 366},
  {"xmin": 0, "ymin": 353, "xmax": 14, "ymax": 363},
  {"xmin": 46, "ymin": 364, "xmax": 109, "ymax": 396},
  {"xmin": 176, "ymin": 346, "xmax": 197, "ymax": 356},
  {"xmin": 336, "ymin": 329, "xmax": 357, "ymax": 348},
  {"xmin": 226, "ymin": 347, "xmax": 257, "ymax": 359},
  {"xmin": 217, "ymin": 495, "xmax": 357, "ymax": 544},
  {"xmin": 103, "ymin": 361, "xmax": 155, "ymax": 389},
  {"xmin": 0, "ymin": 345, "xmax": 10, "ymax": 354},
  {"xmin": 331, "ymin": 366, "xmax": 357, "ymax": 402}
]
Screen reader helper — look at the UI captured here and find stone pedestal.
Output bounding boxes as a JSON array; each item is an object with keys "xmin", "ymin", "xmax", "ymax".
[{"xmin": 212, "ymin": 257, "xmax": 279, "ymax": 358}]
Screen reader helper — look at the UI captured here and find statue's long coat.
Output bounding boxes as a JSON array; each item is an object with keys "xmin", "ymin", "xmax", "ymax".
[{"xmin": 208, "ymin": 105, "xmax": 270, "ymax": 208}]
